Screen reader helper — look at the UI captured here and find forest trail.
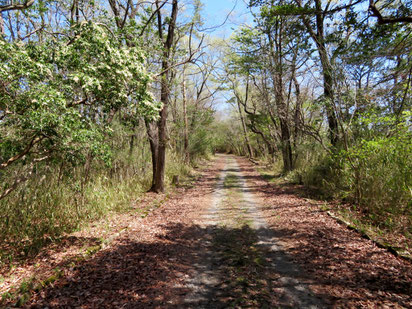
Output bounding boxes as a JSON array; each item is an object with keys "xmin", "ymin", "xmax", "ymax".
[
  {"xmin": 22, "ymin": 155, "xmax": 412, "ymax": 308},
  {"xmin": 183, "ymin": 155, "xmax": 323, "ymax": 308}
]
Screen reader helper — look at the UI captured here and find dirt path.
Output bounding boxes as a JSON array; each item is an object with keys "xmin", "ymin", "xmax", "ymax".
[
  {"xmin": 184, "ymin": 155, "xmax": 324, "ymax": 308},
  {"xmin": 19, "ymin": 154, "xmax": 412, "ymax": 308}
]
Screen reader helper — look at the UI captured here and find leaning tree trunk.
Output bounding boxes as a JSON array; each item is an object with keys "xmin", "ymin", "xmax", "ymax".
[{"xmin": 314, "ymin": 0, "xmax": 339, "ymax": 146}]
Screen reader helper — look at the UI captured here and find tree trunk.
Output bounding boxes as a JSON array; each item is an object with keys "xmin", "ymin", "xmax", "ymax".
[
  {"xmin": 311, "ymin": 0, "xmax": 339, "ymax": 146},
  {"xmin": 268, "ymin": 18, "xmax": 294, "ymax": 172},
  {"xmin": 181, "ymin": 66, "xmax": 189, "ymax": 163},
  {"xmin": 153, "ymin": 101, "xmax": 167, "ymax": 193},
  {"xmin": 150, "ymin": 0, "xmax": 178, "ymax": 193},
  {"xmin": 236, "ymin": 98, "xmax": 253, "ymax": 158},
  {"xmin": 319, "ymin": 45, "xmax": 339, "ymax": 146},
  {"xmin": 279, "ymin": 118, "xmax": 293, "ymax": 172},
  {"xmin": 145, "ymin": 120, "xmax": 158, "ymax": 191},
  {"xmin": 0, "ymin": 14, "xmax": 4, "ymax": 35}
]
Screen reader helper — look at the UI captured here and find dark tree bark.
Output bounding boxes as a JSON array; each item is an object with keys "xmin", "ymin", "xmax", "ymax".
[
  {"xmin": 150, "ymin": 0, "xmax": 178, "ymax": 193},
  {"xmin": 0, "ymin": 0, "xmax": 35, "ymax": 13},
  {"xmin": 297, "ymin": 0, "xmax": 340, "ymax": 147},
  {"xmin": 267, "ymin": 17, "xmax": 294, "ymax": 172},
  {"xmin": 181, "ymin": 66, "xmax": 190, "ymax": 163},
  {"xmin": 369, "ymin": 0, "xmax": 412, "ymax": 24},
  {"xmin": 145, "ymin": 120, "xmax": 158, "ymax": 191}
]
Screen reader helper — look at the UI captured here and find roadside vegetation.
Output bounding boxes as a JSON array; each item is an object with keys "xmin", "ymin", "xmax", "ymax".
[
  {"xmin": 0, "ymin": 0, "xmax": 410, "ymax": 287},
  {"xmin": 0, "ymin": 0, "xmax": 220, "ymax": 266},
  {"xmin": 219, "ymin": 1, "xmax": 411, "ymax": 254}
]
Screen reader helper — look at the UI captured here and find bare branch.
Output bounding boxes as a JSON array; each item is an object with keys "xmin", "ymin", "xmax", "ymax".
[
  {"xmin": 0, "ymin": 155, "xmax": 50, "ymax": 200},
  {"xmin": 0, "ymin": 0, "xmax": 35, "ymax": 13},
  {"xmin": 18, "ymin": 24, "xmax": 44, "ymax": 40},
  {"xmin": 139, "ymin": 0, "xmax": 167, "ymax": 36},
  {"xmin": 0, "ymin": 135, "xmax": 44, "ymax": 170}
]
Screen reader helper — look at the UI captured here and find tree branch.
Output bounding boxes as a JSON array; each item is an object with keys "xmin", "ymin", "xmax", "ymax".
[
  {"xmin": 0, "ymin": 0, "xmax": 35, "ymax": 13},
  {"xmin": 139, "ymin": 0, "xmax": 167, "ymax": 36},
  {"xmin": 0, "ymin": 135, "xmax": 44, "ymax": 170},
  {"xmin": 369, "ymin": 0, "xmax": 412, "ymax": 24}
]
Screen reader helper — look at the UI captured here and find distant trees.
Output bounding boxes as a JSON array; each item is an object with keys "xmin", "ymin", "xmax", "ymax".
[
  {"xmin": 225, "ymin": 0, "xmax": 411, "ymax": 160},
  {"xmin": 223, "ymin": 0, "xmax": 411, "ymax": 230},
  {"xmin": 225, "ymin": 3, "xmax": 311, "ymax": 171}
]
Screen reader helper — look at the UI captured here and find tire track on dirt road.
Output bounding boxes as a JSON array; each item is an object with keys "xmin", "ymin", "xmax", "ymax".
[{"xmin": 184, "ymin": 154, "xmax": 325, "ymax": 308}]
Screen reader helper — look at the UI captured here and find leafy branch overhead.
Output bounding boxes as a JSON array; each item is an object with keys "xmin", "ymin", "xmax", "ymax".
[
  {"xmin": 257, "ymin": 1, "xmax": 412, "ymax": 25},
  {"xmin": 0, "ymin": 21, "xmax": 160, "ymax": 198}
]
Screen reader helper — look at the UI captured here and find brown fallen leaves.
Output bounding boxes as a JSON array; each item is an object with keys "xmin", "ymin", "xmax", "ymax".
[
  {"xmin": 235, "ymin": 156, "xmax": 412, "ymax": 308},
  {"xmin": 2, "ymin": 155, "xmax": 411, "ymax": 308},
  {"xmin": 20, "ymin": 159, "xmax": 223, "ymax": 308}
]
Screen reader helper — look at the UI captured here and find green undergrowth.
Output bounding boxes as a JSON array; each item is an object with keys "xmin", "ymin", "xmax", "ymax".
[
  {"xmin": 0, "ymin": 171, "xmax": 146, "ymax": 266},
  {"xmin": 0, "ymin": 149, "xmax": 206, "ymax": 268},
  {"xmin": 256, "ymin": 153, "xmax": 412, "ymax": 259},
  {"xmin": 0, "ymin": 154, "xmax": 209, "ymax": 307},
  {"xmin": 335, "ymin": 208, "xmax": 411, "ymax": 260}
]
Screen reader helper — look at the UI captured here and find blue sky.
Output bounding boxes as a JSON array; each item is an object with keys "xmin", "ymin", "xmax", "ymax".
[
  {"xmin": 200, "ymin": 0, "xmax": 253, "ymax": 114},
  {"xmin": 200, "ymin": 0, "xmax": 252, "ymax": 38},
  {"xmin": 179, "ymin": 0, "xmax": 253, "ymax": 115}
]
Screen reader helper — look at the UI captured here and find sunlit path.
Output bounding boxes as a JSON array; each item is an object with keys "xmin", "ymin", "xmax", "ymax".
[
  {"xmin": 184, "ymin": 154, "xmax": 324, "ymax": 308},
  {"xmin": 1, "ymin": 0, "xmax": 411, "ymax": 307}
]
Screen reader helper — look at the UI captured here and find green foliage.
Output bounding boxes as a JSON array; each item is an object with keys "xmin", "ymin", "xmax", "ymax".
[
  {"xmin": 0, "ymin": 147, "xmax": 146, "ymax": 261},
  {"xmin": 165, "ymin": 152, "xmax": 193, "ymax": 185},
  {"xmin": 187, "ymin": 107, "xmax": 216, "ymax": 159},
  {"xmin": 0, "ymin": 123, "xmax": 199, "ymax": 263},
  {"xmin": 298, "ymin": 113, "xmax": 411, "ymax": 231},
  {"xmin": 0, "ymin": 22, "xmax": 159, "ymax": 175},
  {"xmin": 338, "ymin": 114, "xmax": 411, "ymax": 221},
  {"xmin": 211, "ymin": 117, "xmax": 247, "ymax": 155},
  {"xmin": 260, "ymin": 4, "xmax": 314, "ymax": 19},
  {"xmin": 227, "ymin": 0, "xmax": 411, "ymax": 238}
]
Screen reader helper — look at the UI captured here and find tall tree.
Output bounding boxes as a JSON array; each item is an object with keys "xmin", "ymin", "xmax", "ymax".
[{"xmin": 150, "ymin": 0, "xmax": 178, "ymax": 192}]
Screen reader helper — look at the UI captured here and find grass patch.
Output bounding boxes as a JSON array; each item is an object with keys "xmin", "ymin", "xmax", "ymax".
[
  {"xmin": 223, "ymin": 173, "xmax": 239, "ymax": 188},
  {"xmin": 0, "ymin": 150, "xmax": 203, "ymax": 266},
  {"xmin": 210, "ymin": 168, "xmax": 273, "ymax": 307},
  {"xmin": 0, "ymin": 151, "xmax": 207, "ymax": 308}
]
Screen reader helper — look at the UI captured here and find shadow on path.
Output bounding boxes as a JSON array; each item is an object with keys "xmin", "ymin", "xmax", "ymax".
[
  {"xmin": 26, "ymin": 224, "xmax": 411, "ymax": 308},
  {"xmin": 25, "ymin": 155, "xmax": 412, "ymax": 308}
]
